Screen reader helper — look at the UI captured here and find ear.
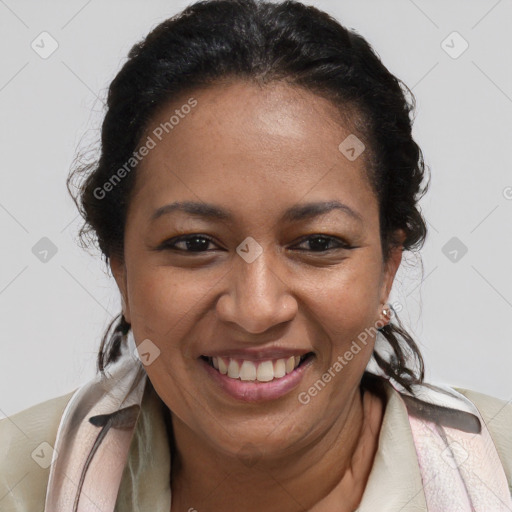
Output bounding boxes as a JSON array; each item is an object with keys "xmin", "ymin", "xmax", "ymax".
[
  {"xmin": 379, "ymin": 229, "xmax": 406, "ymax": 306},
  {"xmin": 110, "ymin": 253, "xmax": 131, "ymax": 324}
]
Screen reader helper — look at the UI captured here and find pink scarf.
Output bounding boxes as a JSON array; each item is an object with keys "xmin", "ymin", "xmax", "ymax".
[
  {"xmin": 401, "ymin": 384, "xmax": 512, "ymax": 511},
  {"xmin": 44, "ymin": 335, "xmax": 512, "ymax": 511}
]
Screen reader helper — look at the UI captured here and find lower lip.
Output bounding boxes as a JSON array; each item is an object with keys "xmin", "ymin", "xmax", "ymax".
[{"xmin": 200, "ymin": 356, "xmax": 314, "ymax": 403}]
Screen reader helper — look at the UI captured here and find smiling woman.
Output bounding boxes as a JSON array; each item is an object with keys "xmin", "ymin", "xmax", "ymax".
[{"xmin": 1, "ymin": 0, "xmax": 511, "ymax": 511}]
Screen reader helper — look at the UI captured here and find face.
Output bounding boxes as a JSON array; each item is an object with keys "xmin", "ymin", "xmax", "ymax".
[{"xmin": 111, "ymin": 80, "xmax": 402, "ymax": 459}]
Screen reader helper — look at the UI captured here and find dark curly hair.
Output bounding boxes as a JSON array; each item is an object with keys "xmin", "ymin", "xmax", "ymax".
[{"xmin": 67, "ymin": 0, "xmax": 429, "ymax": 392}]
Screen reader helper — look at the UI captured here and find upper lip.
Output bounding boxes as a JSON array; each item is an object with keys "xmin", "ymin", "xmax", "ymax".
[{"xmin": 200, "ymin": 347, "xmax": 313, "ymax": 361}]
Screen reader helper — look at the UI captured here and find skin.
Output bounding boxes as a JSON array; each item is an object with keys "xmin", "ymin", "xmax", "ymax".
[{"xmin": 111, "ymin": 80, "xmax": 404, "ymax": 511}]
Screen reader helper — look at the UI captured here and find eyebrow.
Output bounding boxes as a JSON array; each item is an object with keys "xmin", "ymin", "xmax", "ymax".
[{"xmin": 150, "ymin": 200, "xmax": 363, "ymax": 224}]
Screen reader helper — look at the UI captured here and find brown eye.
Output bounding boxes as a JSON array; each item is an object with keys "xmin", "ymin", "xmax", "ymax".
[
  {"xmin": 159, "ymin": 235, "xmax": 218, "ymax": 252},
  {"xmin": 293, "ymin": 235, "xmax": 354, "ymax": 252}
]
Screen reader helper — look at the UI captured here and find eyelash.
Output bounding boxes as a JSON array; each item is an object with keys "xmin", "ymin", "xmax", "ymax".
[{"xmin": 157, "ymin": 234, "xmax": 355, "ymax": 253}]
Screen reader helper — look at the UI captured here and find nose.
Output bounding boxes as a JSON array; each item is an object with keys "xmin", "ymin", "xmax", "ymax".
[{"xmin": 215, "ymin": 247, "xmax": 298, "ymax": 334}]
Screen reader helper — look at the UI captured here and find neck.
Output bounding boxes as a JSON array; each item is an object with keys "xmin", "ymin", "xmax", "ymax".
[{"xmin": 169, "ymin": 385, "xmax": 384, "ymax": 512}]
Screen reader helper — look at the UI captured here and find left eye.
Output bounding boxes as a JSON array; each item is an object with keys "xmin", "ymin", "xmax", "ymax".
[{"xmin": 292, "ymin": 235, "xmax": 352, "ymax": 252}]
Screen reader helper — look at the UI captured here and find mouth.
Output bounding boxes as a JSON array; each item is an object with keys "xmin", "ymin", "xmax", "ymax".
[
  {"xmin": 200, "ymin": 352, "xmax": 314, "ymax": 383},
  {"xmin": 199, "ymin": 351, "xmax": 315, "ymax": 402}
]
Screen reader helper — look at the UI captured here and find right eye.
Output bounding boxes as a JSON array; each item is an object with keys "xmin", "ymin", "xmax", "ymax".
[{"xmin": 157, "ymin": 234, "xmax": 219, "ymax": 253}]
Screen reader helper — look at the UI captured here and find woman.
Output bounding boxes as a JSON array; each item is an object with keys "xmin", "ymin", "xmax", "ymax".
[{"xmin": 1, "ymin": 0, "xmax": 510, "ymax": 510}]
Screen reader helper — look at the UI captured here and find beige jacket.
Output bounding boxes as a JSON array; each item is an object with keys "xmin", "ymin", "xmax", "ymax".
[{"xmin": 1, "ymin": 379, "xmax": 511, "ymax": 511}]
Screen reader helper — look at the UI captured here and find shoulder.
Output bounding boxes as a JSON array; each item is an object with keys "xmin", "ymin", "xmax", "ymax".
[
  {"xmin": 0, "ymin": 390, "xmax": 76, "ymax": 511},
  {"xmin": 455, "ymin": 387, "xmax": 512, "ymax": 488}
]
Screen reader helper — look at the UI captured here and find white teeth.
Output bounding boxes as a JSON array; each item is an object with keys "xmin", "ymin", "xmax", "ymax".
[
  {"xmin": 218, "ymin": 357, "xmax": 228, "ymax": 375},
  {"xmin": 256, "ymin": 360, "xmax": 274, "ymax": 382},
  {"xmin": 273, "ymin": 358, "xmax": 286, "ymax": 378},
  {"xmin": 239, "ymin": 360, "xmax": 257, "ymax": 381},
  {"xmin": 227, "ymin": 359, "xmax": 240, "ymax": 379},
  {"xmin": 209, "ymin": 354, "xmax": 307, "ymax": 382}
]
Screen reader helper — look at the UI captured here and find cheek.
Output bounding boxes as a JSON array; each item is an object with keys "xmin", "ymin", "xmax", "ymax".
[
  {"xmin": 125, "ymin": 261, "xmax": 230, "ymax": 367},
  {"xmin": 309, "ymin": 256, "xmax": 383, "ymax": 326},
  {"xmin": 126, "ymin": 264, "xmax": 204, "ymax": 331},
  {"xmin": 125, "ymin": 267, "xmax": 199, "ymax": 405},
  {"xmin": 301, "ymin": 255, "xmax": 383, "ymax": 373}
]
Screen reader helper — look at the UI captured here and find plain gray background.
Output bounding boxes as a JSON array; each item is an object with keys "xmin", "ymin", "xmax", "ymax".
[{"xmin": 1, "ymin": 0, "xmax": 511, "ymax": 418}]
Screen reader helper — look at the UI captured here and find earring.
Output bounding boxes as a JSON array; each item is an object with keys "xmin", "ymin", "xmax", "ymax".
[{"xmin": 382, "ymin": 304, "xmax": 392, "ymax": 319}]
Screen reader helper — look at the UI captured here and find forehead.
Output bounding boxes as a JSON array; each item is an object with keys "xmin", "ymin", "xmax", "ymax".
[{"xmin": 130, "ymin": 80, "xmax": 376, "ymax": 222}]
